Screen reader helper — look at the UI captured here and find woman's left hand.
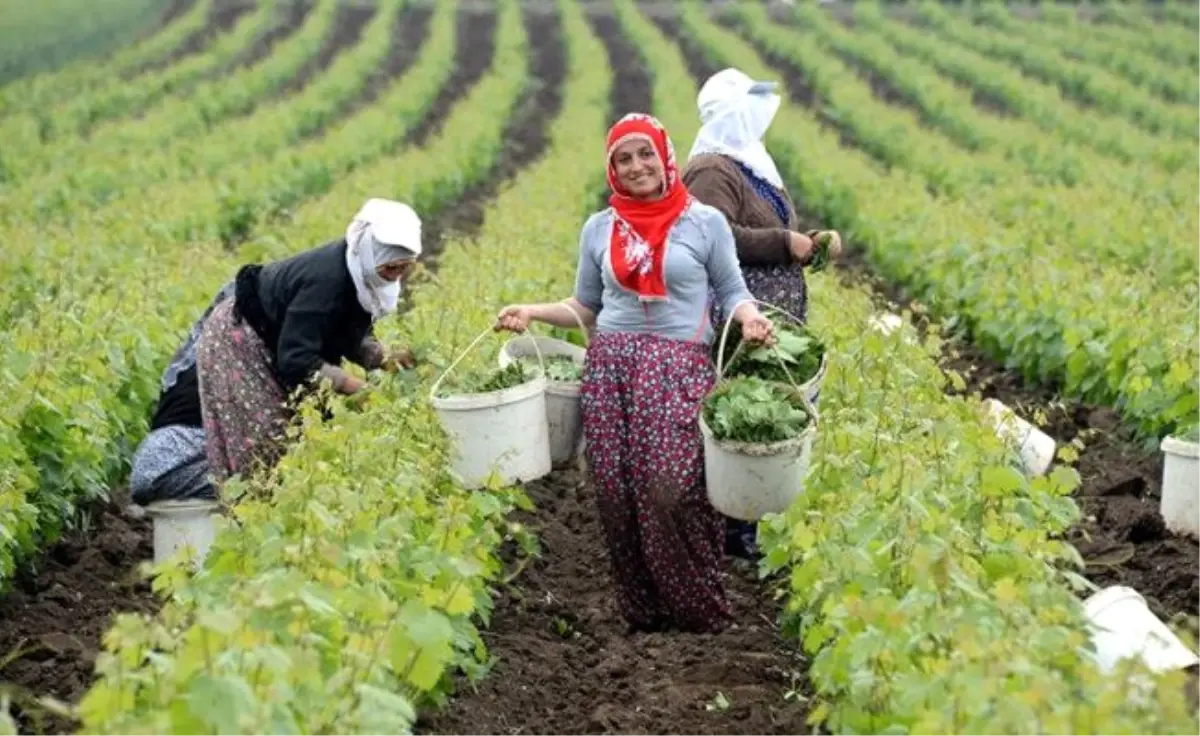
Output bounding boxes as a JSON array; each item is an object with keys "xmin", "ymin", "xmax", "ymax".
[
  {"xmin": 741, "ymin": 312, "xmax": 775, "ymax": 345},
  {"xmin": 381, "ymin": 346, "xmax": 416, "ymax": 372},
  {"xmin": 817, "ymin": 230, "xmax": 843, "ymax": 259}
]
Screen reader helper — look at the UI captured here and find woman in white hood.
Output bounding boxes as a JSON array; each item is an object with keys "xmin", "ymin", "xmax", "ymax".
[
  {"xmin": 684, "ymin": 67, "xmax": 841, "ymax": 325},
  {"xmin": 683, "ymin": 68, "xmax": 841, "ymax": 559},
  {"xmin": 189, "ymin": 198, "xmax": 423, "ymax": 488}
]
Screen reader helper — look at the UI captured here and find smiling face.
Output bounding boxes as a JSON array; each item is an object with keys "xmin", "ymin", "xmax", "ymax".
[{"xmin": 610, "ymin": 137, "xmax": 664, "ymax": 200}]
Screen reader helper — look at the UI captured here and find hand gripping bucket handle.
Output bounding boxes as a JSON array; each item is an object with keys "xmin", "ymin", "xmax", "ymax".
[
  {"xmin": 497, "ymin": 300, "xmax": 590, "ymax": 346},
  {"xmin": 714, "ymin": 299, "xmax": 820, "ymax": 422},
  {"xmin": 430, "ymin": 325, "xmax": 546, "ymax": 400}
]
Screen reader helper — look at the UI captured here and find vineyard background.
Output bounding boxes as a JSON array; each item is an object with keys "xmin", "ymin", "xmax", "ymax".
[{"xmin": 0, "ymin": 0, "xmax": 1197, "ymax": 733}]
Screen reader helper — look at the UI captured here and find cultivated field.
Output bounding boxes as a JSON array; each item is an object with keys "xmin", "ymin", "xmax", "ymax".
[{"xmin": 0, "ymin": 0, "xmax": 1196, "ymax": 733}]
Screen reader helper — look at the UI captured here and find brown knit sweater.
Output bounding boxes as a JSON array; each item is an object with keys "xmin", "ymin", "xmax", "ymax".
[{"xmin": 681, "ymin": 153, "xmax": 810, "ymax": 268}]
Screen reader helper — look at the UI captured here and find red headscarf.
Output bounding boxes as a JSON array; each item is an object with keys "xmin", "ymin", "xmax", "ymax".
[{"xmin": 606, "ymin": 113, "xmax": 692, "ymax": 302}]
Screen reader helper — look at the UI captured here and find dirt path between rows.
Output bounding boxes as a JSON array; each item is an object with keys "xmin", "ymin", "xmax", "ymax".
[
  {"xmin": 144, "ymin": 0, "xmax": 255, "ymax": 74},
  {"xmin": 230, "ymin": 0, "xmax": 313, "ymax": 71},
  {"xmin": 419, "ymin": 470, "xmax": 810, "ymax": 735},
  {"xmin": 419, "ymin": 8, "xmax": 813, "ymax": 734},
  {"xmin": 0, "ymin": 495, "xmax": 157, "ymax": 735},
  {"xmin": 281, "ymin": 1, "xmax": 376, "ymax": 95}
]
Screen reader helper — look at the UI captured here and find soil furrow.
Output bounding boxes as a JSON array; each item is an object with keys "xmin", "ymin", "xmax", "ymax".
[
  {"xmin": 281, "ymin": 2, "xmax": 377, "ymax": 95},
  {"xmin": 360, "ymin": 3, "xmax": 434, "ymax": 103},
  {"xmin": 140, "ymin": 0, "xmax": 198, "ymax": 42},
  {"xmin": 420, "ymin": 471, "xmax": 811, "ymax": 736},
  {"xmin": 589, "ymin": 11, "xmax": 652, "ymax": 126},
  {"xmin": 672, "ymin": 11, "xmax": 887, "ymax": 171},
  {"xmin": 415, "ymin": 5, "xmax": 564, "ymax": 260},
  {"xmin": 0, "ymin": 495, "xmax": 156, "ymax": 736},
  {"xmin": 825, "ymin": 10, "xmax": 1022, "ymax": 120},
  {"xmin": 294, "ymin": 1, "xmax": 434, "ymax": 142},
  {"xmin": 229, "ymin": 0, "xmax": 313, "ymax": 71},
  {"xmin": 404, "ymin": 7, "xmax": 496, "ymax": 148},
  {"xmin": 418, "ymin": 9, "xmax": 812, "ymax": 735},
  {"xmin": 140, "ymin": 0, "xmax": 256, "ymax": 75}
]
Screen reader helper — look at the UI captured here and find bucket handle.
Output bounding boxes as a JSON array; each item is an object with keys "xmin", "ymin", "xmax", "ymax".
[
  {"xmin": 553, "ymin": 300, "xmax": 590, "ymax": 347},
  {"xmin": 429, "ymin": 325, "xmax": 546, "ymax": 400},
  {"xmin": 714, "ymin": 299, "xmax": 820, "ymax": 423},
  {"xmin": 715, "ymin": 299, "xmax": 805, "ymax": 379}
]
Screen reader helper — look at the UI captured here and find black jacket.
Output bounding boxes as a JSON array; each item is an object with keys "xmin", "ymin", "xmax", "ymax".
[{"xmin": 234, "ymin": 239, "xmax": 374, "ymax": 391}]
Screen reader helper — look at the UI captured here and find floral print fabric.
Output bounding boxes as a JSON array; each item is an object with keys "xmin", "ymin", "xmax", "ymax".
[
  {"xmin": 580, "ymin": 331, "xmax": 732, "ymax": 633},
  {"xmin": 196, "ymin": 300, "xmax": 291, "ymax": 485}
]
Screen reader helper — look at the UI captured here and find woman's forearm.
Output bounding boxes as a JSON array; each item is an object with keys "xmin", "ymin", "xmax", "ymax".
[
  {"xmin": 529, "ymin": 299, "xmax": 597, "ymax": 330},
  {"xmin": 731, "ymin": 299, "xmax": 763, "ymax": 325},
  {"xmin": 350, "ymin": 337, "xmax": 385, "ymax": 370}
]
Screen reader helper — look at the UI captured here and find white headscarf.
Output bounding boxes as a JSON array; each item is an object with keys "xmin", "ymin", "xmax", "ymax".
[
  {"xmin": 688, "ymin": 67, "xmax": 784, "ymax": 190},
  {"xmin": 345, "ymin": 198, "xmax": 422, "ymax": 320}
]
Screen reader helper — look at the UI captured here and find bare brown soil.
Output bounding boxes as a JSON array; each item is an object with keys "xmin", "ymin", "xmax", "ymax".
[
  {"xmin": 418, "ymin": 470, "xmax": 812, "ymax": 736},
  {"xmin": 418, "ymin": 13, "xmax": 812, "ymax": 733},
  {"xmin": 0, "ymin": 496, "xmax": 158, "ymax": 735},
  {"xmin": 281, "ymin": 1, "xmax": 377, "ymax": 95}
]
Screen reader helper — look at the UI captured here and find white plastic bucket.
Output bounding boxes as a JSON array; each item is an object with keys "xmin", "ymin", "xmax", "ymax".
[
  {"xmin": 144, "ymin": 499, "xmax": 219, "ymax": 566},
  {"xmin": 496, "ymin": 305, "xmax": 590, "ymax": 468},
  {"xmin": 430, "ymin": 328, "xmax": 552, "ymax": 490},
  {"xmin": 1083, "ymin": 585, "xmax": 1199, "ymax": 674},
  {"xmin": 1160, "ymin": 435, "xmax": 1199, "ymax": 539},
  {"xmin": 867, "ymin": 312, "xmax": 903, "ymax": 336},
  {"xmin": 984, "ymin": 399, "xmax": 1056, "ymax": 477},
  {"xmin": 704, "ymin": 301, "xmax": 823, "ymax": 520},
  {"xmin": 700, "ymin": 415, "xmax": 816, "ymax": 521},
  {"xmin": 498, "ymin": 335, "xmax": 586, "ymax": 468}
]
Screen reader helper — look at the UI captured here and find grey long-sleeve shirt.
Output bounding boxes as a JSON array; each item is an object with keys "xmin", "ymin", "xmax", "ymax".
[{"xmin": 573, "ymin": 201, "xmax": 754, "ymax": 344}]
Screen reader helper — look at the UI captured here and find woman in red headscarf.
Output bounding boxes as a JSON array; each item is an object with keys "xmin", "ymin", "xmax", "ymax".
[{"xmin": 495, "ymin": 114, "xmax": 774, "ymax": 633}]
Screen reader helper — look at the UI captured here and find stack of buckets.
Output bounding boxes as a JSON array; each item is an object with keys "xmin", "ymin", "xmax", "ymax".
[{"xmin": 429, "ymin": 332, "xmax": 586, "ymax": 490}]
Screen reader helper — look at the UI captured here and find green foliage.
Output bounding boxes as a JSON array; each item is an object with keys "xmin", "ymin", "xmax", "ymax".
[
  {"xmin": 0, "ymin": 0, "xmax": 455, "ymax": 588},
  {"xmin": 521, "ymin": 355, "xmax": 583, "ymax": 383},
  {"xmin": 79, "ymin": 0, "xmax": 612, "ymax": 731},
  {"xmin": 0, "ymin": 0, "xmax": 175, "ymax": 86},
  {"xmin": 441, "ymin": 362, "xmax": 539, "ymax": 397},
  {"xmin": 703, "ymin": 377, "xmax": 811, "ymax": 444},
  {"xmin": 680, "ymin": 4, "xmax": 1199, "ymax": 732},
  {"xmin": 723, "ymin": 322, "xmax": 825, "ymax": 387}
]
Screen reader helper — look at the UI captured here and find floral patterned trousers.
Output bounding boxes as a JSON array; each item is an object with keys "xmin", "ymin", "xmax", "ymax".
[
  {"xmin": 196, "ymin": 300, "xmax": 291, "ymax": 486},
  {"xmin": 580, "ymin": 331, "xmax": 732, "ymax": 633}
]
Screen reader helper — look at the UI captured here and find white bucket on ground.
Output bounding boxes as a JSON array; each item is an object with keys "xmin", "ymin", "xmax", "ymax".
[
  {"xmin": 984, "ymin": 399, "xmax": 1056, "ymax": 477},
  {"xmin": 700, "ymin": 415, "xmax": 817, "ymax": 522},
  {"xmin": 431, "ymin": 328, "xmax": 552, "ymax": 490},
  {"xmin": 867, "ymin": 312, "xmax": 903, "ymax": 336},
  {"xmin": 498, "ymin": 335, "xmax": 586, "ymax": 468},
  {"xmin": 1160, "ymin": 435, "xmax": 1199, "ymax": 539},
  {"xmin": 144, "ymin": 499, "xmax": 219, "ymax": 566},
  {"xmin": 1083, "ymin": 585, "xmax": 1199, "ymax": 674}
]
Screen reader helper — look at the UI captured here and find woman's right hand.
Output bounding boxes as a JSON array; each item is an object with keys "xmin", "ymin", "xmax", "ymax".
[
  {"xmin": 788, "ymin": 231, "xmax": 814, "ymax": 263},
  {"xmin": 494, "ymin": 305, "xmax": 532, "ymax": 333}
]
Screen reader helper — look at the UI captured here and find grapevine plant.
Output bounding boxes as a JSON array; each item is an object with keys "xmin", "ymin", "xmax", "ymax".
[
  {"xmin": 678, "ymin": 5, "xmax": 1199, "ymax": 732},
  {"xmin": 79, "ymin": 0, "xmax": 613, "ymax": 731}
]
